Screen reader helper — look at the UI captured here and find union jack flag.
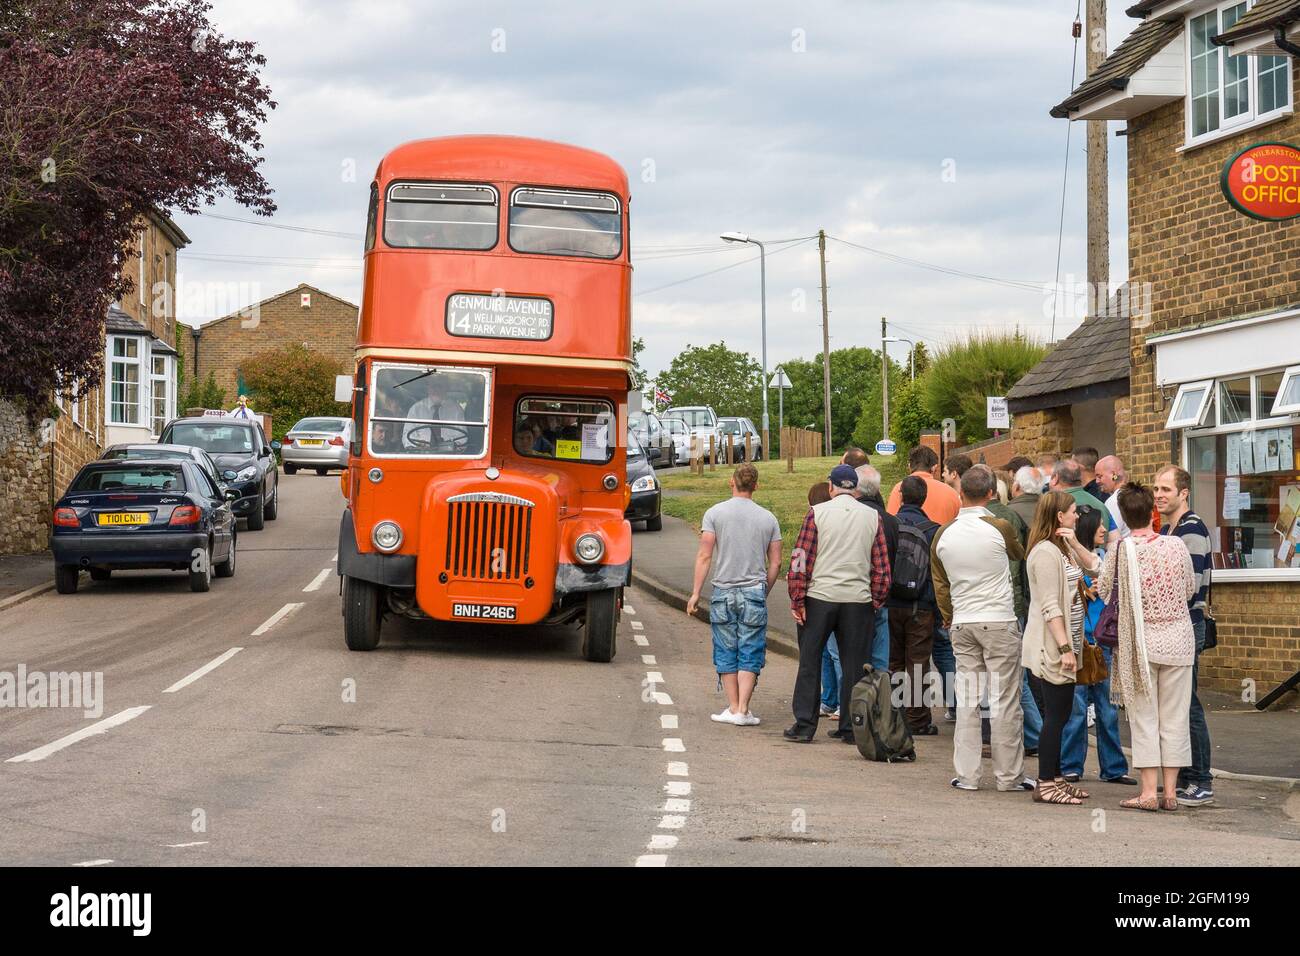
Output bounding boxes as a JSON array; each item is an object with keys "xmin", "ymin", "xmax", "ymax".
[{"xmin": 655, "ymin": 387, "xmax": 671, "ymax": 406}]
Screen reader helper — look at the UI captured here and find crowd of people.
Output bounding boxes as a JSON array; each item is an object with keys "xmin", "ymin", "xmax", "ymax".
[{"xmin": 689, "ymin": 443, "xmax": 1216, "ymax": 810}]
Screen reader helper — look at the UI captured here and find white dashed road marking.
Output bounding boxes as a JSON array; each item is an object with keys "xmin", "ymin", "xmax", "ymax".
[
  {"xmin": 73, "ymin": 860, "xmax": 114, "ymax": 867},
  {"xmin": 662, "ymin": 738, "xmax": 685, "ymax": 752},
  {"xmin": 635, "ymin": 854, "xmax": 667, "ymax": 866},
  {"xmin": 631, "ymin": 621, "xmax": 644, "ymax": 630},
  {"xmin": 163, "ymin": 841, "xmax": 209, "ymax": 848},
  {"xmin": 634, "ymin": 635, "xmax": 649, "ymax": 646},
  {"xmin": 623, "ymin": 605, "xmax": 636, "ymax": 615},
  {"xmin": 660, "ymin": 715, "xmax": 678, "ymax": 729},
  {"xmin": 303, "ymin": 568, "xmax": 332, "ymax": 592},
  {"xmin": 646, "ymin": 672, "xmax": 664, "ymax": 683},
  {"xmin": 665, "ymin": 781, "xmax": 691, "ymax": 796},
  {"xmin": 7, "ymin": 706, "xmax": 151, "ymax": 763},
  {"xmin": 251, "ymin": 602, "xmax": 304, "ymax": 636},
  {"xmin": 641, "ymin": 655, "xmax": 657, "ymax": 665},
  {"xmin": 658, "ymin": 815, "xmax": 686, "ymax": 829},
  {"xmin": 653, "ymin": 691, "xmax": 673, "ymax": 705},
  {"xmin": 667, "ymin": 762, "xmax": 689, "ymax": 776},
  {"xmin": 163, "ymin": 648, "xmax": 242, "ymax": 694}
]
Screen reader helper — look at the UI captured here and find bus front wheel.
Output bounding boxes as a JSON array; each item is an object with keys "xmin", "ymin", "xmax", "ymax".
[
  {"xmin": 343, "ymin": 575, "xmax": 382, "ymax": 651},
  {"xmin": 581, "ymin": 589, "xmax": 618, "ymax": 663}
]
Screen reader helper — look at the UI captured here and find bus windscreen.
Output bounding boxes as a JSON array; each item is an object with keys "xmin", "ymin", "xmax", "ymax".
[{"xmin": 369, "ymin": 364, "xmax": 490, "ymax": 458}]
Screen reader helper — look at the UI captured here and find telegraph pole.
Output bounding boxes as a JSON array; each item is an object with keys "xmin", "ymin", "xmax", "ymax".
[
  {"xmin": 881, "ymin": 317, "xmax": 889, "ymax": 444},
  {"xmin": 818, "ymin": 230, "xmax": 832, "ymax": 456},
  {"xmin": 1086, "ymin": 0, "xmax": 1109, "ymax": 320}
]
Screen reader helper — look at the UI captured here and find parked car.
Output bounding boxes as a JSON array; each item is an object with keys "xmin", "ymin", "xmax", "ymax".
[
  {"xmin": 100, "ymin": 443, "xmax": 225, "ymax": 489},
  {"xmin": 629, "ymin": 410, "xmax": 675, "ymax": 467},
  {"xmin": 661, "ymin": 417, "xmax": 691, "ymax": 467},
  {"xmin": 624, "ymin": 429, "xmax": 662, "ymax": 531},
  {"xmin": 282, "ymin": 416, "xmax": 352, "ymax": 474},
  {"xmin": 158, "ymin": 417, "xmax": 279, "ymax": 530},
  {"xmin": 51, "ymin": 458, "xmax": 237, "ymax": 593},
  {"xmin": 663, "ymin": 404, "xmax": 722, "ymax": 462},
  {"xmin": 718, "ymin": 416, "xmax": 763, "ymax": 461}
]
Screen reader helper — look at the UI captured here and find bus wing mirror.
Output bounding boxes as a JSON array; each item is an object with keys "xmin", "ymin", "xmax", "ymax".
[{"xmin": 335, "ymin": 374, "xmax": 355, "ymax": 404}]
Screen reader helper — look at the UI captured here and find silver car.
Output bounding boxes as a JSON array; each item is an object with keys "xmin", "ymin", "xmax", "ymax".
[{"xmin": 282, "ymin": 417, "xmax": 352, "ymax": 474}]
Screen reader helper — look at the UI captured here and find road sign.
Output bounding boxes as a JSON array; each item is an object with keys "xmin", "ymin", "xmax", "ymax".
[
  {"xmin": 770, "ymin": 368, "xmax": 791, "ymax": 389},
  {"xmin": 987, "ymin": 396, "xmax": 1010, "ymax": 430},
  {"xmin": 875, "ymin": 438, "xmax": 897, "ymax": 455}
]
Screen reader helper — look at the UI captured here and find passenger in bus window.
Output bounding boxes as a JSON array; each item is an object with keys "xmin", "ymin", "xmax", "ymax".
[{"xmin": 371, "ymin": 420, "xmax": 402, "ymax": 454}]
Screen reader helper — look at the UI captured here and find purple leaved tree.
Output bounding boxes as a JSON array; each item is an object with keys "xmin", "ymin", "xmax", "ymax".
[{"xmin": 0, "ymin": 0, "xmax": 276, "ymax": 419}]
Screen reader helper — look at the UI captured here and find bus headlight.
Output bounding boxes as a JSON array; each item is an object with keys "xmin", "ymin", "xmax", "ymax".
[
  {"xmin": 630, "ymin": 475, "xmax": 657, "ymax": 493},
  {"xmin": 575, "ymin": 533, "xmax": 605, "ymax": 565},
  {"xmin": 372, "ymin": 520, "xmax": 403, "ymax": 552}
]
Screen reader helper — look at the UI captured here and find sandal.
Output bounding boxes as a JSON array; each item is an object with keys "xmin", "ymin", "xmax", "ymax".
[
  {"xmin": 1160, "ymin": 797, "xmax": 1179, "ymax": 811},
  {"xmin": 1057, "ymin": 777, "xmax": 1090, "ymax": 800},
  {"xmin": 1032, "ymin": 779, "xmax": 1082, "ymax": 805},
  {"xmin": 1120, "ymin": 795, "xmax": 1160, "ymax": 812}
]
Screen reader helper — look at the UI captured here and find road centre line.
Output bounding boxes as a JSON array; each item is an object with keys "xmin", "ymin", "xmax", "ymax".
[
  {"xmin": 662, "ymin": 738, "xmax": 685, "ymax": 752},
  {"xmin": 623, "ymin": 605, "xmax": 636, "ymax": 615},
  {"xmin": 667, "ymin": 761, "xmax": 688, "ymax": 776},
  {"xmin": 6, "ymin": 706, "xmax": 151, "ymax": 763},
  {"xmin": 641, "ymin": 655, "xmax": 657, "ymax": 665},
  {"xmin": 303, "ymin": 568, "xmax": 332, "ymax": 592},
  {"xmin": 630, "ymin": 621, "xmax": 644, "ymax": 630},
  {"xmin": 660, "ymin": 715, "xmax": 678, "ymax": 729},
  {"xmin": 73, "ymin": 860, "xmax": 114, "ymax": 867},
  {"xmin": 658, "ymin": 815, "xmax": 686, "ymax": 829},
  {"xmin": 633, "ymin": 635, "xmax": 649, "ymax": 646},
  {"xmin": 664, "ymin": 781, "xmax": 691, "ymax": 796},
  {"xmin": 252, "ymin": 602, "xmax": 304, "ymax": 636},
  {"xmin": 163, "ymin": 648, "xmax": 243, "ymax": 694},
  {"xmin": 635, "ymin": 854, "xmax": 667, "ymax": 866}
]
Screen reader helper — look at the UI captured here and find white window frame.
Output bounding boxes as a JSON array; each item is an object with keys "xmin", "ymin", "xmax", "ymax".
[
  {"xmin": 149, "ymin": 352, "xmax": 173, "ymax": 438},
  {"xmin": 1273, "ymin": 365, "xmax": 1300, "ymax": 416},
  {"xmin": 108, "ymin": 334, "xmax": 144, "ymax": 426},
  {"xmin": 1166, "ymin": 379, "xmax": 1215, "ymax": 429},
  {"xmin": 138, "ymin": 230, "xmax": 146, "ymax": 307},
  {"xmin": 1185, "ymin": 1, "xmax": 1293, "ymax": 147}
]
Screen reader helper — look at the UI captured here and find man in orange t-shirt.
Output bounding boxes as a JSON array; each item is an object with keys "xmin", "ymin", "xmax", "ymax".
[{"xmin": 886, "ymin": 445, "xmax": 961, "ymax": 524}]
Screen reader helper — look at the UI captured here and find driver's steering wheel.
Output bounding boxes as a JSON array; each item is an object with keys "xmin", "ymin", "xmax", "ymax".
[{"xmin": 402, "ymin": 424, "xmax": 472, "ymax": 451}]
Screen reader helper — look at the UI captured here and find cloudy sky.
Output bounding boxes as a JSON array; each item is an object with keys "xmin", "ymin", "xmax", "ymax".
[{"xmin": 176, "ymin": 0, "xmax": 1138, "ymax": 380}]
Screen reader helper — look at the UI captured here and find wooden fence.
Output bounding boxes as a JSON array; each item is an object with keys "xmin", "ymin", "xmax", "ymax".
[{"xmin": 780, "ymin": 427, "xmax": 823, "ymax": 460}]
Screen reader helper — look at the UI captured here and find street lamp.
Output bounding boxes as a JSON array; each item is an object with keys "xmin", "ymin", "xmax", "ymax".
[
  {"xmin": 721, "ymin": 230, "xmax": 768, "ymax": 461},
  {"xmin": 882, "ymin": 335, "xmax": 917, "ymax": 381}
]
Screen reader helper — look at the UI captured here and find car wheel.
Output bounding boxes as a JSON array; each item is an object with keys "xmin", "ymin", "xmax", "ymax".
[
  {"xmin": 316, "ymin": 467, "xmax": 328, "ymax": 476},
  {"xmin": 189, "ymin": 545, "xmax": 212, "ymax": 593},
  {"xmin": 246, "ymin": 491, "xmax": 265, "ymax": 530},
  {"xmin": 645, "ymin": 513, "xmax": 663, "ymax": 532},
  {"xmin": 54, "ymin": 565, "xmax": 79, "ymax": 594},
  {"xmin": 581, "ymin": 588, "xmax": 618, "ymax": 662},
  {"xmin": 215, "ymin": 533, "xmax": 236, "ymax": 578},
  {"xmin": 343, "ymin": 575, "xmax": 382, "ymax": 651},
  {"xmin": 284, "ymin": 462, "xmax": 298, "ymax": 475},
  {"xmin": 265, "ymin": 483, "xmax": 279, "ymax": 521},
  {"xmin": 89, "ymin": 568, "xmax": 111, "ymax": 582}
]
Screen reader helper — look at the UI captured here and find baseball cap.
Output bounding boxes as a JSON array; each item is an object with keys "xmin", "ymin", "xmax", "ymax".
[{"xmin": 829, "ymin": 464, "xmax": 858, "ymax": 489}]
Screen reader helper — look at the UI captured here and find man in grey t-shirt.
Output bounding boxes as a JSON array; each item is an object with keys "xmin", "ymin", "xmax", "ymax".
[{"xmin": 687, "ymin": 463, "xmax": 782, "ymax": 726}]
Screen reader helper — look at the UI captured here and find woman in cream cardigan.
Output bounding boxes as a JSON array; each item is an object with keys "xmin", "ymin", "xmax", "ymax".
[{"xmin": 1023, "ymin": 491, "xmax": 1101, "ymax": 805}]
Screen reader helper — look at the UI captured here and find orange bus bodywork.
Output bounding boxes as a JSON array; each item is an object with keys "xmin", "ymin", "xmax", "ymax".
[{"xmin": 338, "ymin": 136, "xmax": 633, "ymax": 654}]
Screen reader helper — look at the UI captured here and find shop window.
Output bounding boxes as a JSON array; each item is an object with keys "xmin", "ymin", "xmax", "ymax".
[
  {"xmin": 1217, "ymin": 376, "xmax": 1251, "ymax": 424},
  {"xmin": 1268, "ymin": 366, "xmax": 1300, "ymax": 416},
  {"xmin": 1166, "ymin": 380, "xmax": 1214, "ymax": 429}
]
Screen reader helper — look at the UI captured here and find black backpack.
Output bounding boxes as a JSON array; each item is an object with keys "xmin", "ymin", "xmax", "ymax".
[{"xmin": 890, "ymin": 522, "xmax": 933, "ymax": 602}]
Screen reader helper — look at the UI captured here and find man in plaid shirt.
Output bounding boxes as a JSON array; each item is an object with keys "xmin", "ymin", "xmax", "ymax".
[{"xmin": 785, "ymin": 464, "xmax": 892, "ymax": 743}]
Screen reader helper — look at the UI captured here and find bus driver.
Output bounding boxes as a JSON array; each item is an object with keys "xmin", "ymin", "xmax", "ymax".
[{"xmin": 403, "ymin": 374, "xmax": 465, "ymax": 449}]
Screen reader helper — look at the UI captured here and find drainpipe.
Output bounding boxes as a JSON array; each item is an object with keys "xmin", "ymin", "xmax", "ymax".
[
  {"xmin": 190, "ymin": 326, "xmax": 201, "ymax": 377},
  {"xmin": 1275, "ymin": 26, "xmax": 1300, "ymax": 59}
]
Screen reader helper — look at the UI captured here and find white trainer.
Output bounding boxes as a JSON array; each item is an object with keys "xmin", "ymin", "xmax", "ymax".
[
  {"xmin": 739, "ymin": 712, "xmax": 761, "ymax": 726},
  {"xmin": 710, "ymin": 708, "xmax": 743, "ymax": 725}
]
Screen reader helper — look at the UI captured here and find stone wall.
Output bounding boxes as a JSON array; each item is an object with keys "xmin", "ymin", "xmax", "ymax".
[
  {"xmin": 0, "ymin": 400, "xmax": 49, "ymax": 554},
  {"xmin": 1011, "ymin": 407, "xmax": 1074, "ymax": 461}
]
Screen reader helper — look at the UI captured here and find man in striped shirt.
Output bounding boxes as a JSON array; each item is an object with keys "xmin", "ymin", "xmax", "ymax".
[{"xmin": 1154, "ymin": 464, "xmax": 1214, "ymax": 807}]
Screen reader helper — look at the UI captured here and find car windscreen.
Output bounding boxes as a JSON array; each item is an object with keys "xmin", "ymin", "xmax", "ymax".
[
  {"xmin": 666, "ymin": 409, "xmax": 713, "ymax": 428},
  {"xmin": 509, "ymin": 188, "xmax": 621, "ymax": 259},
  {"xmin": 626, "ymin": 429, "xmax": 644, "ymax": 457},
  {"xmin": 384, "ymin": 182, "xmax": 498, "ymax": 250},
  {"xmin": 513, "ymin": 397, "xmax": 614, "ymax": 464},
  {"xmin": 72, "ymin": 465, "xmax": 186, "ymax": 493},
  {"xmin": 719, "ymin": 420, "xmax": 742, "ymax": 434},
  {"xmin": 104, "ymin": 447, "xmax": 188, "ymax": 461},
  {"xmin": 663, "ymin": 420, "xmax": 687, "ymax": 435},
  {"xmin": 292, "ymin": 418, "xmax": 346, "ymax": 433},
  {"xmin": 369, "ymin": 364, "xmax": 490, "ymax": 458},
  {"xmin": 166, "ymin": 423, "xmax": 256, "ymax": 455}
]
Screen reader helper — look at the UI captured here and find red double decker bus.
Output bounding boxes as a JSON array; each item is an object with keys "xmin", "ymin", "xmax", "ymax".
[{"xmin": 337, "ymin": 135, "xmax": 633, "ymax": 661}]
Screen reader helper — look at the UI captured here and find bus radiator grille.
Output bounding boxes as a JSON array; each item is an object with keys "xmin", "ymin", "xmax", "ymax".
[{"xmin": 445, "ymin": 498, "xmax": 533, "ymax": 581}]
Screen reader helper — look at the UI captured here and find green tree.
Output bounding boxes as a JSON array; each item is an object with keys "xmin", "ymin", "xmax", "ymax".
[
  {"xmin": 630, "ymin": 336, "xmax": 647, "ymax": 392},
  {"xmin": 773, "ymin": 347, "xmax": 885, "ymax": 450},
  {"xmin": 654, "ymin": 341, "xmax": 763, "ymax": 424},
  {"xmin": 849, "ymin": 354, "xmax": 906, "ymax": 451},
  {"xmin": 889, "ymin": 373, "xmax": 942, "ymax": 453},
  {"xmin": 921, "ymin": 331, "xmax": 1047, "ymax": 445},
  {"xmin": 240, "ymin": 344, "xmax": 346, "ymax": 441}
]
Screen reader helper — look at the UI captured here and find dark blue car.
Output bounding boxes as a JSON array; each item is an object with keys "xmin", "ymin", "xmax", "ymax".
[{"xmin": 51, "ymin": 459, "xmax": 238, "ymax": 594}]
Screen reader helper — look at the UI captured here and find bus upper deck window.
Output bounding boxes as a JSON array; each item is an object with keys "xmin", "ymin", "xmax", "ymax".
[
  {"xmin": 509, "ymin": 188, "xmax": 621, "ymax": 259},
  {"xmin": 383, "ymin": 182, "xmax": 498, "ymax": 250}
]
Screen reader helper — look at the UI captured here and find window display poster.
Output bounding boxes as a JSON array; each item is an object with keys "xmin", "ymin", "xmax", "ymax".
[
  {"xmin": 1254, "ymin": 430, "xmax": 1271, "ymax": 474},
  {"xmin": 1277, "ymin": 485, "xmax": 1300, "ymax": 538},
  {"xmin": 1239, "ymin": 433, "xmax": 1255, "ymax": 474},
  {"xmin": 1226, "ymin": 432, "xmax": 1241, "ymax": 476},
  {"xmin": 580, "ymin": 422, "xmax": 608, "ymax": 461},
  {"xmin": 1279, "ymin": 427, "xmax": 1295, "ymax": 472},
  {"xmin": 1265, "ymin": 429, "xmax": 1282, "ymax": 473},
  {"xmin": 1222, "ymin": 476, "xmax": 1242, "ymax": 521}
]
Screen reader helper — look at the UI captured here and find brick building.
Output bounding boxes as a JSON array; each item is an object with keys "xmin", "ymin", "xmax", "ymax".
[
  {"xmin": 179, "ymin": 284, "xmax": 358, "ymax": 404},
  {"xmin": 0, "ymin": 211, "xmax": 188, "ymax": 554},
  {"xmin": 1048, "ymin": 0, "xmax": 1300, "ymax": 698}
]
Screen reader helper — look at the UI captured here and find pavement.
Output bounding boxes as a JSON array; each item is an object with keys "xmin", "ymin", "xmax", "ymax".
[
  {"xmin": 630, "ymin": 514, "xmax": 1300, "ymax": 785},
  {"xmin": 0, "ymin": 477, "xmax": 1295, "ymax": 867},
  {"xmin": 0, "ymin": 551, "xmax": 54, "ymax": 611}
]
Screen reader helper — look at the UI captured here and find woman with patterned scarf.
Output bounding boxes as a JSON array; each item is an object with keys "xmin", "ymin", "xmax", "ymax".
[{"xmin": 1097, "ymin": 482, "xmax": 1197, "ymax": 812}]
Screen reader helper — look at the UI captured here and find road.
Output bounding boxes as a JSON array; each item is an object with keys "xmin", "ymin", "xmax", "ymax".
[{"xmin": 0, "ymin": 476, "xmax": 1295, "ymax": 866}]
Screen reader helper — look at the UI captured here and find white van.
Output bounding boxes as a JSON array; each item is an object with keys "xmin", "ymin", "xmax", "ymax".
[{"xmin": 663, "ymin": 405, "xmax": 723, "ymax": 463}]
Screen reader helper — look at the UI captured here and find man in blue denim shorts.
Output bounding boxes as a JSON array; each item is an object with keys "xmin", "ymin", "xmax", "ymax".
[{"xmin": 687, "ymin": 463, "xmax": 782, "ymax": 726}]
